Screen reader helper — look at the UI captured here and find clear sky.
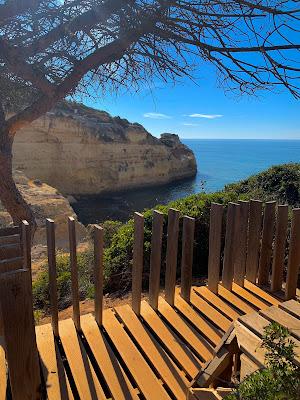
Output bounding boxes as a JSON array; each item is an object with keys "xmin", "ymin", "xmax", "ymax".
[{"xmin": 84, "ymin": 62, "xmax": 300, "ymax": 140}]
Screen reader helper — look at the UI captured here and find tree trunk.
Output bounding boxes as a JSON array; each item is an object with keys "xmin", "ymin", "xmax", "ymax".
[{"xmin": 0, "ymin": 127, "xmax": 37, "ymax": 236}]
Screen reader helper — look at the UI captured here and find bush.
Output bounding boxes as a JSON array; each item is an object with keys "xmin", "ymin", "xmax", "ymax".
[{"xmin": 227, "ymin": 322, "xmax": 300, "ymax": 400}]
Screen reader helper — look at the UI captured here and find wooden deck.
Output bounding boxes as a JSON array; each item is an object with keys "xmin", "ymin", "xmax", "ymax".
[
  {"xmin": 1, "ymin": 201, "xmax": 300, "ymax": 399},
  {"xmin": 11, "ymin": 280, "xmax": 283, "ymax": 400}
]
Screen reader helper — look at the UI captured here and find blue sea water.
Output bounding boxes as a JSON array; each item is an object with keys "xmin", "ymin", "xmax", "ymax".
[{"xmin": 73, "ymin": 139, "xmax": 300, "ymax": 224}]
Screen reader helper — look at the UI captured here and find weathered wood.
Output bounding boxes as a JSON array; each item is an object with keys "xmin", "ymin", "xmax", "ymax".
[
  {"xmin": 149, "ymin": 210, "xmax": 164, "ymax": 310},
  {"xmin": 218, "ymin": 284, "xmax": 255, "ymax": 314},
  {"xmin": 68, "ymin": 217, "xmax": 80, "ymax": 331},
  {"xmin": 260, "ymin": 306, "xmax": 300, "ymax": 340},
  {"xmin": 279, "ymin": 299, "xmax": 300, "ymax": 320},
  {"xmin": 165, "ymin": 208, "xmax": 180, "ymax": 305},
  {"xmin": 0, "ymin": 269, "xmax": 41, "ymax": 400},
  {"xmin": 0, "ymin": 243, "xmax": 21, "ymax": 260},
  {"xmin": 180, "ymin": 216, "xmax": 195, "ymax": 302},
  {"xmin": 0, "ymin": 233, "xmax": 20, "ymax": 245},
  {"xmin": 271, "ymin": 205, "xmax": 288, "ymax": 292},
  {"xmin": 258, "ymin": 201, "xmax": 276, "ymax": 286},
  {"xmin": 132, "ymin": 212, "xmax": 144, "ymax": 315},
  {"xmin": 222, "ymin": 203, "xmax": 240, "ymax": 290},
  {"xmin": 240, "ymin": 354, "xmax": 259, "ymax": 381},
  {"xmin": 207, "ymin": 203, "xmax": 223, "ymax": 293},
  {"xmin": 94, "ymin": 224, "xmax": 104, "ymax": 326},
  {"xmin": 46, "ymin": 218, "xmax": 59, "ymax": 337},
  {"xmin": 285, "ymin": 208, "xmax": 300, "ymax": 300},
  {"xmin": 232, "ymin": 282, "xmax": 269, "ymax": 310},
  {"xmin": 0, "ymin": 226, "xmax": 19, "ymax": 237},
  {"xmin": 243, "ymin": 279, "xmax": 280, "ymax": 306},
  {"xmin": 21, "ymin": 220, "xmax": 31, "ymax": 271},
  {"xmin": 245, "ymin": 200, "xmax": 263, "ymax": 283},
  {"xmin": 0, "ymin": 256, "xmax": 23, "ymax": 272},
  {"xmin": 234, "ymin": 201, "xmax": 249, "ymax": 286}
]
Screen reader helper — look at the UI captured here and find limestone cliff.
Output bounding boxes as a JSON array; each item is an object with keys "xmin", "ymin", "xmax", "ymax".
[
  {"xmin": 0, "ymin": 170, "xmax": 87, "ymax": 248},
  {"xmin": 12, "ymin": 101, "xmax": 196, "ymax": 195}
]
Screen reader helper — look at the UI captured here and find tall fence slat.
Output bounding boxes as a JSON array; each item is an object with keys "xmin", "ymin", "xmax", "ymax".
[
  {"xmin": 207, "ymin": 203, "xmax": 223, "ymax": 293},
  {"xmin": 68, "ymin": 217, "xmax": 80, "ymax": 331},
  {"xmin": 258, "ymin": 201, "xmax": 276, "ymax": 286},
  {"xmin": 165, "ymin": 208, "xmax": 180, "ymax": 306},
  {"xmin": 132, "ymin": 213, "xmax": 144, "ymax": 315},
  {"xmin": 245, "ymin": 200, "xmax": 263, "ymax": 283},
  {"xmin": 234, "ymin": 201, "xmax": 249, "ymax": 286},
  {"xmin": 21, "ymin": 220, "xmax": 31, "ymax": 272},
  {"xmin": 271, "ymin": 205, "xmax": 288, "ymax": 292},
  {"xmin": 222, "ymin": 203, "xmax": 240, "ymax": 290},
  {"xmin": 180, "ymin": 216, "xmax": 195, "ymax": 302},
  {"xmin": 0, "ymin": 268, "xmax": 41, "ymax": 400},
  {"xmin": 46, "ymin": 219, "xmax": 59, "ymax": 337},
  {"xmin": 149, "ymin": 211, "xmax": 164, "ymax": 310},
  {"xmin": 94, "ymin": 224, "xmax": 104, "ymax": 326},
  {"xmin": 285, "ymin": 208, "xmax": 300, "ymax": 300}
]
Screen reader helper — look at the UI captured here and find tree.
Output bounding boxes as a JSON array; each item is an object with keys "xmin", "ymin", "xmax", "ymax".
[{"xmin": 1, "ymin": 0, "xmax": 300, "ymax": 233}]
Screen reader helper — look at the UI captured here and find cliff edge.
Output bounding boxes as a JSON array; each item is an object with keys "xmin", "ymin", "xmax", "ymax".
[{"xmin": 12, "ymin": 101, "xmax": 197, "ymax": 195}]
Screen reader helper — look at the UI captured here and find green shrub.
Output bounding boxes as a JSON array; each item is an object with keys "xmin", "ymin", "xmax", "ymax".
[{"xmin": 227, "ymin": 322, "xmax": 300, "ymax": 400}]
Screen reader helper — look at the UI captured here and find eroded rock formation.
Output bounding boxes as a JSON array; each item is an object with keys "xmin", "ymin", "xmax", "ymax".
[{"xmin": 12, "ymin": 101, "xmax": 196, "ymax": 195}]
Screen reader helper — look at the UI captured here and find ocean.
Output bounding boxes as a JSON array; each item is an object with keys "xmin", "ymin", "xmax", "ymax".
[{"xmin": 73, "ymin": 139, "xmax": 300, "ymax": 225}]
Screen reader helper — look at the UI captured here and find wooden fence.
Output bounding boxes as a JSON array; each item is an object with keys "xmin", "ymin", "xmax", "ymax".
[{"xmin": 0, "ymin": 199, "xmax": 299, "ymax": 399}]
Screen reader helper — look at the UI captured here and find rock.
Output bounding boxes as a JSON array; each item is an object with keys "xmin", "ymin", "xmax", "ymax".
[
  {"xmin": 0, "ymin": 170, "xmax": 87, "ymax": 249},
  {"xmin": 12, "ymin": 101, "xmax": 197, "ymax": 195}
]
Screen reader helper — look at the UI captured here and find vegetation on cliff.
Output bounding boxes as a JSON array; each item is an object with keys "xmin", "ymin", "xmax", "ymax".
[{"xmin": 33, "ymin": 163, "xmax": 300, "ymax": 312}]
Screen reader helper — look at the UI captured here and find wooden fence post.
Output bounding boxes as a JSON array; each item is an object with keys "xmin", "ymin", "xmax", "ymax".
[
  {"xmin": 234, "ymin": 201, "xmax": 249, "ymax": 286},
  {"xmin": 245, "ymin": 200, "xmax": 263, "ymax": 283},
  {"xmin": 271, "ymin": 205, "xmax": 288, "ymax": 292},
  {"xmin": 46, "ymin": 218, "xmax": 59, "ymax": 337},
  {"xmin": 207, "ymin": 203, "xmax": 223, "ymax": 293},
  {"xmin": 149, "ymin": 211, "xmax": 164, "ymax": 310},
  {"xmin": 68, "ymin": 217, "xmax": 80, "ymax": 331},
  {"xmin": 222, "ymin": 203, "xmax": 240, "ymax": 290},
  {"xmin": 94, "ymin": 224, "xmax": 104, "ymax": 326},
  {"xmin": 258, "ymin": 201, "xmax": 276, "ymax": 286},
  {"xmin": 0, "ymin": 268, "xmax": 41, "ymax": 400},
  {"xmin": 132, "ymin": 213, "xmax": 144, "ymax": 315},
  {"xmin": 285, "ymin": 208, "xmax": 300, "ymax": 300},
  {"xmin": 21, "ymin": 220, "xmax": 31, "ymax": 272},
  {"xmin": 165, "ymin": 208, "xmax": 180, "ymax": 306},
  {"xmin": 180, "ymin": 216, "xmax": 195, "ymax": 302}
]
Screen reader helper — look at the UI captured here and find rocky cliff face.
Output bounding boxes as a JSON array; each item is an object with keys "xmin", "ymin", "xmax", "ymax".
[{"xmin": 12, "ymin": 102, "xmax": 196, "ymax": 195}]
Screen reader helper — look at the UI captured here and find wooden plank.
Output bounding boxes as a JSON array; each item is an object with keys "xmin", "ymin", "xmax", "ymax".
[
  {"xmin": 239, "ymin": 311, "xmax": 300, "ymax": 365},
  {"xmin": 189, "ymin": 289, "xmax": 231, "ymax": 332},
  {"xmin": 36, "ymin": 323, "xmax": 74, "ymax": 400},
  {"xmin": 0, "ymin": 234, "xmax": 20, "ymax": 245},
  {"xmin": 234, "ymin": 321, "xmax": 265, "ymax": 368},
  {"xmin": 260, "ymin": 306, "xmax": 300, "ymax": 340},
  {"xmin": 21, "ymin": 220, "xmax": 31, "ymax": 272},
  {"xmin": 245, "ymin": 200, "xmax": 263, "ymax": 283},
  {"xmin": 271, "ymin": 205, "xmax": 288, "ymax": 292},
  {"xmin": 132, "ymin": 213, "xmax": 144, "ymax": 315},
  {"xmin": 103, "ymin": 308, "xmax": 171, "ymax": 400},
  {"xmin": 218, "ymin": 284, "xmax": 255, "ymax": 314},
  {"xmin": 46, "ymin": 218, "xmax": 59, "ymax": 337},
  {"xmin": 165, "ymin": 208, "xmax": 180, "ymax": 306},
  {"xmin": 59, "ymin": 318, "xmax": 106, "ymax": 400},
  {"xmin": 0, "ymin": 226, "xmax": 19, "ymax": 237},
  {"xmin": 207, "ymin": 203, "xmax": 223, "ymax": 294},
  {"xmin": 81, "ymin": 313, "xmax": 139, "ymax": 400},
  {"xmin": 158, "ymin": 297, "xmax": 214, "ymax": 362},
  {"xmin": 94, "ymin": 224, "xmax": 104, "ymax": 326},
  {"xmin": 243, "ymin": 279, "xmax": 281, "ymax": 306},
  {"xmin": 258, "ymin": 201, "xmax": 276, "ymax": 286},
  {"xmin": 0, "ymin": 342, "xmax": 7, "ymax": 400},
  {"xmin": 222, "ymin": 203, "xmax": 239, "ymax": 290},
  {"xmin": 194, "ymin": 286, "xmax": 240, "ymax": 321},
  {"xmin": 232, "ymin": 282, "xmax": 270, "ymax": 310},
  {"xmin": 174, "ymin": 289, "xmax": 223, "ymax": 345},
  {"xmin": 0, "ymin": 256, "xmax": 23, "ymax": 272},
  {"xmin": 115, "ymin": 304, "xmax": 188, "ymax": 400},
  {"xmin": 181, "ymin": 216, "xmax": 195, "ymax": 302},
  {"xmin": 0, "ymin": 243, "xmax": 21, "ymax": 260},
  {"xmin": 279, "ymin": 300, "xmax": 300, "ymax": 320},
  {"xmin": 149, "ymin": 211, "xmax": 164, "ymax": 310},
  {"xmin": 285, "ymin": 208, "xmax": 300, "ymax": 300},
  {"xmin": 234, "ymin": 201, "xmax": 249, "ymax": 286},
  {"xmin": 68, "ymin": 217, "xmax": 80, "ymax": 331},
  {"xmin": 240, "ymin": 354, "xmax": 259, "ymax": 381},
  {"xmin": 0, "ymin": 269, "xmax": 41, "ymax": 400},
  {"xmin": 140, "ymin": 300, "xmax": 202, "ymax": 379}
]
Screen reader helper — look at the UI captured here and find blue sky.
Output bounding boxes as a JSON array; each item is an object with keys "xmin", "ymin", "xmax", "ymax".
[{"xmin": 84, "ymin": 63, "xmax": 300, "ymax": 140}]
